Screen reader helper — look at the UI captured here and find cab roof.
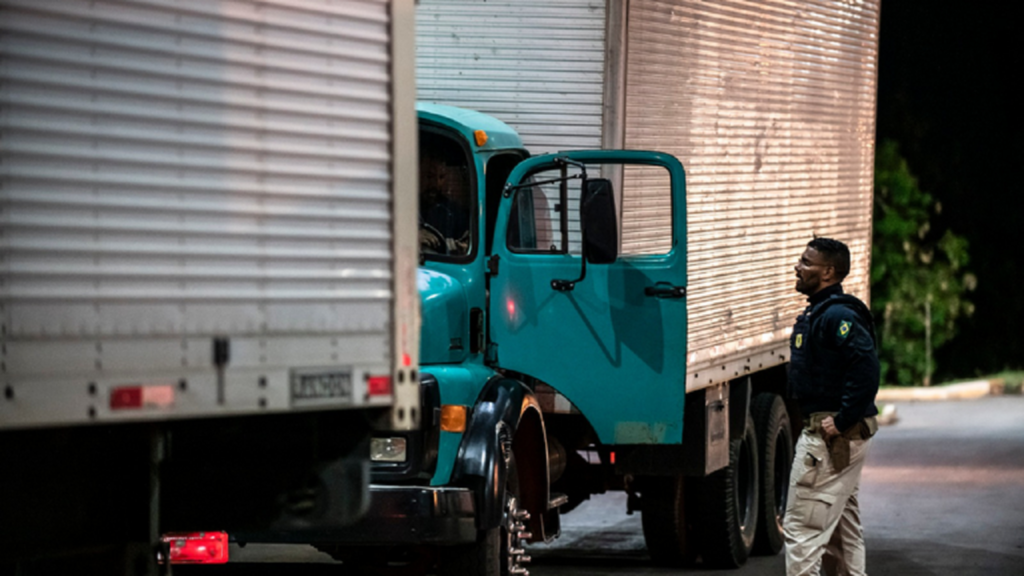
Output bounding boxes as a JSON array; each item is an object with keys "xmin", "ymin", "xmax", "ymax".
[{"xmin": 417, "ymin": 102, "xmax": 524, "ymax": 152}]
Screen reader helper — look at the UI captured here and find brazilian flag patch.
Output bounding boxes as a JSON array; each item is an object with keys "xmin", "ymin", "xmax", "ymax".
[
  {"xmin": 795, "ymin": 334, "xmax": 803, "ymax": 349},
  {"xmin": 838, "ymin": 320, "xmax": 852, "ymax": 339}
]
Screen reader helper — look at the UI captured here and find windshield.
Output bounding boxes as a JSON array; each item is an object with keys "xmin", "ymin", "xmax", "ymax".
[{"xmin": 419, "ymin": 131, "xmax": 472, "ymax": 259}]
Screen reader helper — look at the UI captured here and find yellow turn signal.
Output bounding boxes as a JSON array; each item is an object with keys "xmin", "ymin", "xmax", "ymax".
[
  {"xmin": 474, "ymin": 130, "xmax": 488, "ymax": 147},
  {"xmin": 440, "ymin": 404, "xmax": 468, "ymax": 432}
]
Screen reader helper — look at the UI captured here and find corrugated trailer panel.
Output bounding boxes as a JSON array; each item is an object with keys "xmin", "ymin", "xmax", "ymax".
[
  {"xmin": 623, "ymin": 0, "xmax": 879, "ymax": 390},
  {"xmin": 414, "ymin": 0, "xmax": 878, "ymax": 392},
  {"xmin": 0, "ymin": 0, "xmax": 402, "ymax": 428},
  {"xmin": 416, "ymin": 0, "xmax": 607, "ymax": 152}
]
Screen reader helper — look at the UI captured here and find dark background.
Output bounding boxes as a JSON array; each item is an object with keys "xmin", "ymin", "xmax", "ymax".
[{"xmin": 876, "ymin": 1, "xmax": 1023, "ymax": 379}]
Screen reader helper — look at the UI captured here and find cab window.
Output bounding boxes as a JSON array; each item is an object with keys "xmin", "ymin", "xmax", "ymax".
[
  {"xmin": 485, "ymin": 152, "xmax": 526, "ymax": 254},
  {"xmin": 419, "ymin": 130, "xmax": 473, "ymax": 259}
]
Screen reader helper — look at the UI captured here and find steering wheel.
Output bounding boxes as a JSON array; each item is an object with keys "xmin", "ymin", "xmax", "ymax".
[{"xmin": 420, "ymin": 221, "xmax": 448, "ymax": 255}]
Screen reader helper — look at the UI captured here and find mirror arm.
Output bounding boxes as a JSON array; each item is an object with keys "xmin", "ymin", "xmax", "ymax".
[
  {"xmin": 551, "ymin": 253, "xmax": 586, "ymax": 292},
  {"xmin": 552, "ymin": 172, "xmax": 590, "ymax": 292}
]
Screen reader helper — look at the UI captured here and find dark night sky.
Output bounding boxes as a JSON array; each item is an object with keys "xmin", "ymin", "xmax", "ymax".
[{"xmin": 876, "ymin": 2, "xmax": 1024, "ymax": 378}]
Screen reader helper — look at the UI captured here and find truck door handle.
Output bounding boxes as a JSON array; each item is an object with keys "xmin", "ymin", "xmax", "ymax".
[{"xmin": 644, "ymin": 282, "xmax": 686, "ymax": 299}]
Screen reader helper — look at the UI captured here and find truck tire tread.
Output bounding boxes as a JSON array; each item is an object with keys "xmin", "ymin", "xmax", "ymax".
[
  {"xmin": 694, "ymin": 413, "xmax": 759, "ymax": 568},
  {"xmin": 751, "ymin": 392, "xmax": 794, "ymax": 556},
  {"xmin": 640, "ymin": 475, "xmax": 698, "ymax": 566}
]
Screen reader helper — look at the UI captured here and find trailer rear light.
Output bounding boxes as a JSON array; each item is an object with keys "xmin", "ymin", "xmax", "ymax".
[
  {"xmin": 110, "ymin": 384, "xmax": 175, "ymax": 410},
  {"xmin": 370, "ymin": 437, "xmax": 408, "ymax": 462},
  {"xmin": 440, "ymin": 405, "xmax": 467, "ymax": 432},
  {"xmin": 160, "ymin": 531, "xmax": 229, "ymax": 564},
  {"xmin": 367, "ymin": 375, "xmax": 392, "ymax": 396}
]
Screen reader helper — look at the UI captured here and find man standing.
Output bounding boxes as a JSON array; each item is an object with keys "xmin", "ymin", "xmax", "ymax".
[{"xmin": 784, "ymin": 237, "xmax": 880, "ymax": 576}]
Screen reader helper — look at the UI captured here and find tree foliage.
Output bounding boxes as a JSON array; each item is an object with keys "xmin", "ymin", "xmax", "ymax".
[{"xmin": 872, "ymin": 140, "xmax": 975, "ymax": 386}]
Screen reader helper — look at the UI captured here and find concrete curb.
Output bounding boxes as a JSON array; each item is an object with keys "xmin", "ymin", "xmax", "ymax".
[
  {"xmin": 876, "ymin": 379, "xmax": 1002, "ymax": 402},
  {"xmin": 876, "ymin": 403, "xmax": 899, "ymax": 426}
]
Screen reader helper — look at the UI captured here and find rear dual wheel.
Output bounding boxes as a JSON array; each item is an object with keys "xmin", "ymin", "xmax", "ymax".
[
  {"xmin": 696, "ymin": 412, "xmax": 760, "ymax": 568},
  {"xmin": 641, "ymin": 413, "xmax": 760, "ymax": 569},
  {"xmin": 752, "ymin": 392, "xmax": 794, "ymax": 556},
  {"xmin": 640, "ymin": 475, "xmax": 697, "ymax": 566}
]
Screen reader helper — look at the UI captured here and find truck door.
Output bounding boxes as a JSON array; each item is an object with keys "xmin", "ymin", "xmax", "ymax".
[{"xmin": 489, "ymin": 151, "xmax": 688, "ymax": 445}]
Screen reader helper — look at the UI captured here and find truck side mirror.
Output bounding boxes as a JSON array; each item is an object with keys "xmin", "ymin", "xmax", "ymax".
[
  {"xmin": 581, "ymin": 178, "xmax": 618, "ymax": 264},
  {"xmin": 551, "ymin": 176, "xmax": 618, "ymax": 292}
]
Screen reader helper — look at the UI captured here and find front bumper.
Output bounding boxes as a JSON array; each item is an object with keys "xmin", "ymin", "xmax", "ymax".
[
  {"xmin": 343, "ymin": 485, "xmax": 477, "ymax": 544},
  {"xmin": 238, "ymin": 484, "xmax": 478, "ymax": 545}
]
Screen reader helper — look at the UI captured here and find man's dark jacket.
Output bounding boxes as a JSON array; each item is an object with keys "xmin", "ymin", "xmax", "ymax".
[{"xmin": 789, "ymin": 283, "xmax": 880, "ymax": 432}]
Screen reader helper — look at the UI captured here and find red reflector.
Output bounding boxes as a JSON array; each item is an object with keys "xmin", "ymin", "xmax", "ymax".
[
  {"xmin": 367, "ymin": 375, "xmax": 392, "ymax": 396},
  {"xmin": 110, "ymin": 387, "xmax": 142, "ymax": 409},
  {"xmin": 161, "ymin": 532, "xmax": 229, "ymax": 564},
  {"xmin": 402, "ymin": 352, "xmax": 412, "ymax": 367},
  {"xmin": 110, "ymin": 384, "xmax": 175, "ymax": 410},
  {"xmin": 610, "ymin": 451, "xmax": 616, "ymax": 465}
]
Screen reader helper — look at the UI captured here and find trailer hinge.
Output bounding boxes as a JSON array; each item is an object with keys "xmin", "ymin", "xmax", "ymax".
[{"xmin": 486, "ymin": 255, "xmax": 500, "ymax": 276}]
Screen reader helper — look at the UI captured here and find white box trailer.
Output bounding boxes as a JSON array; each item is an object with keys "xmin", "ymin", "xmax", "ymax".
[
  {"xmin": 0, "ymin": 0, "xmax": 419, "ymax": 570},
  {"xmin": 406, "ymin": 1, "xmax": 879, "ymax": 567},
  {"xmin": 415, "ymin": 0, "xmax": 878, "ymax": 391}
]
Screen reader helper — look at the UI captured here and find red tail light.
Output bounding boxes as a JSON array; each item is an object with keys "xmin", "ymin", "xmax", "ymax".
[
  {"xmin": 110, "ymin": 384, "xmax": 175, "ymax": 410},
  {"xmin": 367, "ymin": 375, "xmax": 392, "ymax": 396},
  {"xmin": 161, "ymin": 531, "xmax": 229, "ymax": 564}
]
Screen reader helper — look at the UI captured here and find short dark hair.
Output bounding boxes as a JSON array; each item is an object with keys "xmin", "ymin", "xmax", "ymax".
[{"xmin": 807, "ymin": 237, "xmax": 851, "ymax": 281}]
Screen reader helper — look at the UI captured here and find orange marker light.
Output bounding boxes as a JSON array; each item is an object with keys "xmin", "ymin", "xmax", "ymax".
[
  {"xmin": 440, "ymin": 405, "xmax": 468, "ymax": 432},
  {"xmin": 474, "ymin": 130, "xmax": 488, "ymax": 147}
]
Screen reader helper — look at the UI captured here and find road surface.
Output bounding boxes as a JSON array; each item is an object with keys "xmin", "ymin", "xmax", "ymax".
[{"xmin": 180, "ymin": 395, "xmax": 1024, "ymax": 575}]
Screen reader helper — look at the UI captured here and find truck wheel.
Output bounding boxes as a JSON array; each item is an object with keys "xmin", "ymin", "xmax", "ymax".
[
  {"xmin": 751, "ymin": 393, "xmax": 794, "ymax": 555},
  {"xmin": 695, "ymin": 413, "xmax": 759, "ymax": 568},
  {"xmin": 437, "ymin": 456, "xmax": 529, "ymax": 576},
  {"xmin": 640, "ymin": 475, "xmax": 698, "ymax": 566}
]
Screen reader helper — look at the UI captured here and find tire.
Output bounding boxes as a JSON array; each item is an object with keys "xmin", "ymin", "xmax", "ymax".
[
  {"xmin": 751, "ymin": 393, "xmax": 795, "ymax": 556},
  {"xmin": 437, "ymin": 455, "xmax": 528, "ymax": 576},
  {"xmin": 640, "ymin": 475, "xmax": 698, "ymax": 566},
  {"xmin": 695, "ymin": 413, "xmax": 759, "ymax": 568}
]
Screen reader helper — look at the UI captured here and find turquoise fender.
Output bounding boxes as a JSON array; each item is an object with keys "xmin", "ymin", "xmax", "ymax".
[{"xmin": 450, "ymin": 377, "xmax": 549, "ymax": 533}]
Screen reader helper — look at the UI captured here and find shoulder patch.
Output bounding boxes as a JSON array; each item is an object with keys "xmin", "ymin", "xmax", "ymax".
[
  {"xmin": 795, "ymin": 334, "xmax": 804, "ymax": 348},
  {"xmin": 837, "ymin": 320, "xmax": 852, "ymax": 339}
]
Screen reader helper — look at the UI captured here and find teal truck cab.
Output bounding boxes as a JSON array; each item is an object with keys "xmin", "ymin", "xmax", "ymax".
[{"xmin": 306, "ymin": 103, "xmax": 796, "ymax": 574}]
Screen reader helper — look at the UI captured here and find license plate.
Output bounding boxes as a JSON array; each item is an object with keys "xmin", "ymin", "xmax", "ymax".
[{"xmin": 290, "ymin": 369, "xmax": 353, "ymax": 405}]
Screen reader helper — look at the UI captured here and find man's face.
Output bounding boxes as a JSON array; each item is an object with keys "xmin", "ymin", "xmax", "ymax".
[{"xmin": 794, "ymin": 247, "xmax": 834, "ymax": 296}]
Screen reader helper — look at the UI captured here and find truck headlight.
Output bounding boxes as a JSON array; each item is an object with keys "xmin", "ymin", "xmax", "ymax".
[{"xmin": 370, "ymin": 437, "xmax": 408, "ymax": 462}]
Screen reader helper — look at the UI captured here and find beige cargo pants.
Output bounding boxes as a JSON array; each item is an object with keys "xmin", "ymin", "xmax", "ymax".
[{"xmin": 783, "ymin": 428, "xmax": 871, "ymax": 576}]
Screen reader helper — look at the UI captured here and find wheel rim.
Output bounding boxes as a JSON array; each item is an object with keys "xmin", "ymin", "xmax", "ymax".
[
  {"xmin": 736, "ymin": 434, "xmax": 757, "ymax": 534},
  {"xmin": 504, "ymin": 494, "xmax": 531, "ymax": 575}
]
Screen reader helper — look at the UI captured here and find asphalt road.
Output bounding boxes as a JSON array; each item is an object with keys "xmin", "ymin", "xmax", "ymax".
[{"xmin": 180, "ymin": 395, "xmax": 1024, "ymax": 575}]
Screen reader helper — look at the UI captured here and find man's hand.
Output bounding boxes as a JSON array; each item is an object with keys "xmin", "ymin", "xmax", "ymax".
[
  {"xmin": 419, "ymin": 227, "xmax": 442, "ymax": 252},
  {"xmin": 445, "ymin": 230, "xmax": 470, "ymax": 254},
  {"xmin": 821, "ymin": 415, "xmax": 840, "ymax": 439}
]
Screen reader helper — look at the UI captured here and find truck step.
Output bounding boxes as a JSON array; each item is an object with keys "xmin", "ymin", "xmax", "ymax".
[{"xmin": 548, "ymin": 492, "xmax": 569, "ymax": 510}]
